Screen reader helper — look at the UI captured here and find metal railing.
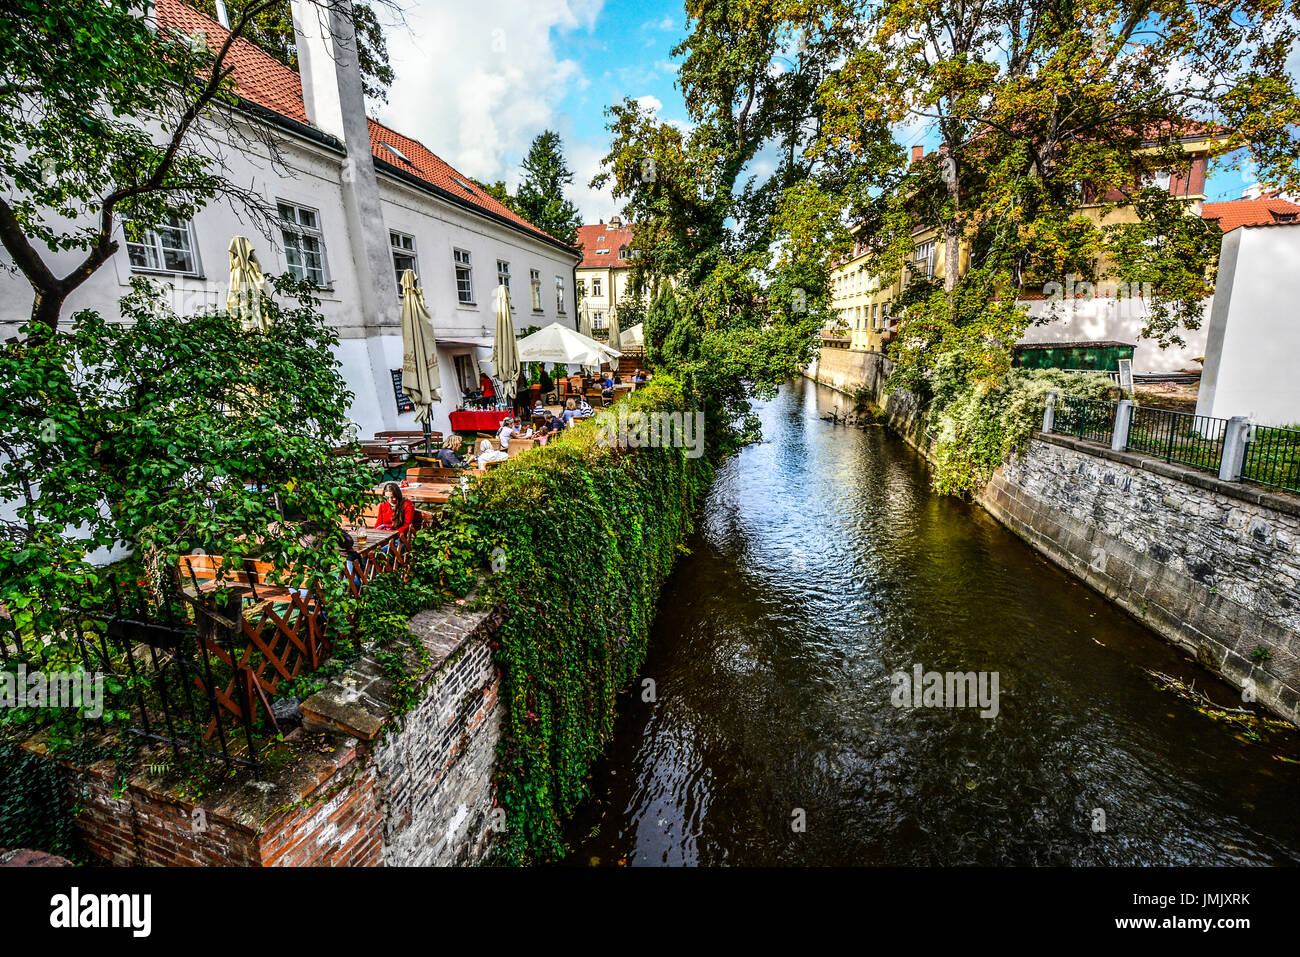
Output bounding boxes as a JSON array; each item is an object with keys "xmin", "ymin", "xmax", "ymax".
[
  {"xmin": 1041, "ymin": 393, "xmax": 1300, "ymax": 495},
  {"xmin": 1243, "ymin": 424, "xmax": 1300, "ymax": 494},
  {"xmin": 1053, "ymin": 396, "xmax": 1117, "ymax": 446},
  {"xmin": 1127, "ymin": 406, "xmax": 1227, "ymax": 473}
]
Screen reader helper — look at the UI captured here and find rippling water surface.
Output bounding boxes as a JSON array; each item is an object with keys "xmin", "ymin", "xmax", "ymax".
[{"xmin": 564, "ymin": 378, "xmax": 1300, "ymax": 866}]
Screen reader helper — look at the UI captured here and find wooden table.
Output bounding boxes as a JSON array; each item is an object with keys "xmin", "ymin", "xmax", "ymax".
[
  {"xmin": 340, "ymin": 524, "xmax": 399, "ymax": 555},
  {"xmin": 373, "ymin": 481, "xmax": 459, "ymax": 505}
]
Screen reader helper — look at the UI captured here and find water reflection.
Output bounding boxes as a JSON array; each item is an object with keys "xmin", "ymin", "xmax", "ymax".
[{"xmin": 565, "ymin": 378, "xmax": 1300, "ymax": 866}]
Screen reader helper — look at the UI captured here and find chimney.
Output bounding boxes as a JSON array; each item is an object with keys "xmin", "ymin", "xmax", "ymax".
[
  {"xmin": 213, "ymin": 0, "xmax": 230, "ymax": 28},
  {"xmin": 289, "ymin": 0, "xmax": 400, "ymax": 426},
  {"xmin": 911, "ymin": 145, "xmax": 923, "ymax": 164},
  {"xmin": 610, "ymin": 216, "xmax": 622, "ymax": 228}
]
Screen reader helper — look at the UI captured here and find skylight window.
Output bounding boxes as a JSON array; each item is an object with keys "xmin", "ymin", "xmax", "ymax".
[
  {"xmin": 452, "ymin": 177, "xmax": 476, "ymax": 194},
  {"xmin": 381, "ymin": 142, "xmax": 412, "ymax": 165}
]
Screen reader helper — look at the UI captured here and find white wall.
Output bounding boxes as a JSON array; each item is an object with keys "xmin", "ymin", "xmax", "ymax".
[
  {"xmin": 1018, "ymin": 296, "xmax": 1209, "ymax": 373},
  {"xmin": 1196, "ymin": 224, "xmax": 1300, "ymax": 426}
]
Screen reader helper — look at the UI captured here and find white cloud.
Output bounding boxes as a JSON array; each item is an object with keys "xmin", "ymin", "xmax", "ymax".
[
  {"xmin": 378, "ymin": 0, "xmax": 603, "ymax": 190},
  {"xmin": 634, "ymin": 94, "xmax": 664, "ymax": 114}
]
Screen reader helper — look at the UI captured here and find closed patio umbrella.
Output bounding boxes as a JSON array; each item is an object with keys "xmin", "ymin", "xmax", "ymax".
[
  {"xmin": 606, "ymin": 299, "xmax": 622, "ymax": 353},
  {"xmin": 227, "ymin": 236, "xmax": 268, "ymax": 333},
  {"xmin": 400, "ymin": 269, "xmax": 442, "ymax": 433},
  {"xmin": 578, "ymin": 299, "xmax": 597, "ymax": 374},
  {"xmin": 491, "ymin": 284, "xmax": 520, "ymax": 405}
]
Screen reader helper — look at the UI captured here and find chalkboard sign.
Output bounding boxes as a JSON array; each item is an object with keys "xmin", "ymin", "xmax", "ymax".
[{"xmin": 391, "ymin": 369, "xmax": 415, "ymax": 414}]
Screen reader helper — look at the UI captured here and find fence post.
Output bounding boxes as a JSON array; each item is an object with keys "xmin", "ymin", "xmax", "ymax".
[
  {"xmin": 1111, "ymin": 399, "xmax": 1133, "ymax": 452},
  {"xmin": 1219, "ymin": 416, "xmax": 1250, "ymax": 482},
  {"xmin": 1043, "ymin": 391, "xmax": 1057, "ymax": 433}
]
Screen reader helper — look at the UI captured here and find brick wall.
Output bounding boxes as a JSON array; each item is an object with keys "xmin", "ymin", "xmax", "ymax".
[{"xmin": 34, "ymin": 601, "xmax": 504, "ymax": 866}]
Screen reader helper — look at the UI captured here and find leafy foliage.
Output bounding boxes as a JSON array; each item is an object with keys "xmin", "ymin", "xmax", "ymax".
[
  {"xmin": 430, "ymin": 376, "xmax": 713, "ymax": 863},
  {"xmin": 514, "ymin": 130, "xmax": 583, "ymax": 245},
  {"xmin": 0, "ymin": 275, "xmax": 373, "ymax": 643},
  {"xmin": 919, "ymin": 363, "xmax": 1116, "ymax": 495}
]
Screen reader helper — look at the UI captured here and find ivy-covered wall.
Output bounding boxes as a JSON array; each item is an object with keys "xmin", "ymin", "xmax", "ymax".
[{"xmin": 444, "ymin": 375, "xmax": 714, "ymax": 863}]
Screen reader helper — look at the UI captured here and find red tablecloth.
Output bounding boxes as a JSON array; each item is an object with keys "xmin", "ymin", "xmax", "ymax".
[{"xmin": 449, "ymin": 409, "xmax": 510, "ymax": 432}]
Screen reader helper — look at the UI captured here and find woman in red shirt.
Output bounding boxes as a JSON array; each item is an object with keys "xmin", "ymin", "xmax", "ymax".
[{"xmin": 375, "ymin": 483, "xmax": 414, "ymax": 535}]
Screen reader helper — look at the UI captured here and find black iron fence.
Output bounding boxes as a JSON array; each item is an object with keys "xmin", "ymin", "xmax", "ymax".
[
  {"xmin": 1127, "ymin": 406, "xmax": 1227, "ymax": 474},
  {"xmin": 1042, "ymin": 393, "xmax": 1300, "ymax": 496},
  {"xmin": 1054, "ymin": 396, "xmax": 1117, "ymax": 446},
  {"xmin": 2, "ymin": 577, "xmax": 280, "ymax": 775},
  {"xmin": 1243, "ymin": 424, "xmax": 1300, "ymax": 493}
]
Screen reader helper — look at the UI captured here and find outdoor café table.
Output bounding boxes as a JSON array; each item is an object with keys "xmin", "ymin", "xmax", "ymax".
[
  {"xmin": 448, "ymin": 409, "xmax": 510, "ymax": 432},
  {"xmin": 340, "ymin": 524, "xmax": 398, "ymax": 555},
  {"xmin": 373, "ymin": 481, "xmax": 457, "ymax": 505}
]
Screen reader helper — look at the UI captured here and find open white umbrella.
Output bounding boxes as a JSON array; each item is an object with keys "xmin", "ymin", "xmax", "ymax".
[
  {"xmin": 491, "ymin": 284, "xmax": 520, "ymax": 405},
  {"xmin": 400, "ymin": 269, "xmax": 441, "ymax": 425},
  {"xmin": 227, "ymin": 236, "xmax": 268, "ymax": 332},
  {"xmin": 516, "ymin": 322, "xmax": 621, "ymax": 367},
  {"xmin": 621, "ymin": 322, "xmax": 644, "ymax": 348}
]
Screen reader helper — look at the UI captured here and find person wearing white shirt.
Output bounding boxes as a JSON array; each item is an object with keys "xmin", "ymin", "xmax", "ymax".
[{"xmin": 475, "ymin": 438, "xmax": 509, "ymax": 465}]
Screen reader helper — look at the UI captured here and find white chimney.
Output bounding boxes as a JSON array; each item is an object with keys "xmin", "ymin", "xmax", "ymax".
[
  {"xmin": 289, "ymin": 0, "xmax": 400, "ymax": 429},
  {"xmin": 290, "ymin": 0, "xmax": 347, "ymax": 141},
  {"xmin": 213, "ymin": 0, "xmax": 230, "ymax": 28}
]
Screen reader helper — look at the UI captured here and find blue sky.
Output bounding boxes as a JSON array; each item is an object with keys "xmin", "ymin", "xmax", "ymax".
[{"xmin": 379, "ymin": 1, "xmax": 1260, "ymax": 224}]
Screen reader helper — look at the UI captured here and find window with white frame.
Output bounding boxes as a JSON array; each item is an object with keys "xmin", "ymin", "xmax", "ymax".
[
  {"xmin": 497, "ymin": 259, "xmax": 511, "ymax": 297},
  {"xmin": 594, "ymin": 311, "xmax": 605, "ymax": 328},
  {"xmin": 914, "ymin": 241, "xmax": 935, "ymax": 279},
  {"xmin": 555, "ymin": 275, "xmax": 566, "ymax": 314},
  {"xmin": 454, "ymin": 248, "xmax": 474, "ymax": 303},
  {"xmin": 124, "ymin": 216, "xmax": 200, "ymax": 276},
  {"xmin": 391, "ymin": 231, "xmax": 417, "ymax": 289},
  {"xmin": 277, "ymin": 201, "xmax": 328, "ymax": 286},
  {"xmin": 592, "ymin": 277, "xmax": 603, "ymax": 297},
  {"xmin": 530, "ymin": 269, "xmax": 542, "ymax": 311}
]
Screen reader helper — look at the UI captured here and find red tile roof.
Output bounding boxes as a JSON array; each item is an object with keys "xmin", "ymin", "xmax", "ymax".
[
  {"xmin": 155, "ymin": 0, "xmax": 573, "ymax": 251},
  {"xmin": 575, "ymin": 223, "xmax": 636, "ymax": 268},
  {"xmin": 1200, "ymin": 196, "xmax": 1300, "ymax": 232}
]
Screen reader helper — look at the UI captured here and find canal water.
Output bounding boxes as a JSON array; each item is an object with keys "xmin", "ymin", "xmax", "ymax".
[{"xmin": 565, "ymin": 378, "xmax": 1300, "ymax": 865}]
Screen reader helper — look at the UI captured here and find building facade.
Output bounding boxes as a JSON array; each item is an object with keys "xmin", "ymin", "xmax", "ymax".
[
  {"xmin": 0, "ymin": 0, "xmax": 579, "ymax": 438},
  {"xmin": 827, "ymin": 136, "xmax": 1227, "ymax": 372},
  {"xmin": 574, "ymin": 219, "xmax": 648, "ymax": 329}
]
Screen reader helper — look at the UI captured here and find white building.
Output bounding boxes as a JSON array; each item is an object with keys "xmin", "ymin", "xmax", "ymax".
[
  {"xmin": 0, "ymin": 0, "xmax": 579, "ymax": 438},
  {"xmin": 1196, "ymin": 221, "xmax": 1300, "ymax": 427}
]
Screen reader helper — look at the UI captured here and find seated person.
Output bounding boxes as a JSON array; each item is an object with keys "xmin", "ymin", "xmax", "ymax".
[
  {"xmin": 541, "ymin": 411, "xmax": 564, "ymax": 435},
  {"xmin": 600, "ymin": 373, "xmax": 615, "ymax": 398},
  {"xmin": 561, "ymin": 399, "xmax": 577, "ymax": 428},
  {"xmin": 375, "ymin": 482, "xmax": 414, "ymax": 535},
  {"xmin": 577, "ymin": 396, "xmax": 594, "ymax": 417},
  {"xmin": 634, "ymin": 368, "xmax": 647, "ymax": 384},
  {"xmin": 532, "ymin": 400, "xmax": 545, "ymax": 417},
  {"xmin": 475, "ymin": 438, "xmax": 510, "ymax": 465},
  {"xmin": 434, "ymin": 435, "xmax": 467, "ymax": 468},
  {"xmin": 497, "ymin": 416, "xmax": 519, "ymax": 451}
]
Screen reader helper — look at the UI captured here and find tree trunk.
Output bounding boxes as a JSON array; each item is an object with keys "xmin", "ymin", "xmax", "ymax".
[{"xmin": 28, "ymin": 285, "xmax": 65, "ymax": 343}]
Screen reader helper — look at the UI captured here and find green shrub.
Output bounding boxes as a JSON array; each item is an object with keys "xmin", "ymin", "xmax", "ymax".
[
  {"xmin": 923, "ymin": 359, "xmax": 1114, "ymax": 496},
  {"xmin": 435, "ymin": 374, "xmax": 713, "ymax": 862}
]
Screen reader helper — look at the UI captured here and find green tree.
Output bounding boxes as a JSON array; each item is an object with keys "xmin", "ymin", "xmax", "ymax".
[
  {"xmin": 515, "ymin": 130, "xmax": 583, "ymax": 245},
  {"xmin": 0, "ymin": 276, "xmax": 373, "ymax": 643},
  {"xmin": 0, "ymin": 0, "xmax": 398, "ymax": 339},
  {"xmin": 472, "ymin": 178, "xmax": 520, "ymax": 215},
  {"xmin": 808, "ymin": 0, "xmax": 1300, "ymax": 388}
]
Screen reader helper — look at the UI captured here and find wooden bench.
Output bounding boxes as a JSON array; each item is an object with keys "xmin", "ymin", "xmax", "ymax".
[{"xmin": 406, "ymin": 466, "xmax": 484, "ymax": 482}]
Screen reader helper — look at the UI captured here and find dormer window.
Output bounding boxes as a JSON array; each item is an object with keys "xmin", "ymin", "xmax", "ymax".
[{"xmin": 382, "ymin": 143, "xmax": 413, "ymax": 165}]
